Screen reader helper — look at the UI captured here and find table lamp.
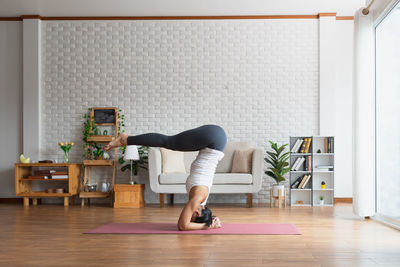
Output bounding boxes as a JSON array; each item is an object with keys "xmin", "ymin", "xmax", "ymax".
[{"xmin": 123, "ymin": 145, "xmax": 140, "ymax": 184}]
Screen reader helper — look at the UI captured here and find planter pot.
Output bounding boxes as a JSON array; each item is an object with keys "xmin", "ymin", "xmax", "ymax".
[
  {"xmin": 272, "ymin": 184, "xmax": 285, "ymax": 197},
  {"xmin": 319, "ymin": 200, "xmax": 324, "ymax": 205}
]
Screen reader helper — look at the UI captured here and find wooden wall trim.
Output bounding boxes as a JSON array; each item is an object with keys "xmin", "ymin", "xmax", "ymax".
[
  {"xmin": 334, "ymin": 198, "xmax": 353, "ymax": 204},
  {"xmin": 319, "ymin": 13, "xmax": 337, "ymax": 17},
  {"xmin": 0, "ymin": 17, "xmax": 22, "ymax": 21},
  {"xmin": 39, "ymin": 15, "xmax": 319, "ymax": 20},
  {"xmin": 10, "ymin": 13, "xmax": 353, "ymax": 21},
  {"xmin": 336, "ymin": 16, "xmax": 354, "ymax": 20},
  {"xmin": 21, "ymin": 15, "xmax": 41, "ymax": 19}
]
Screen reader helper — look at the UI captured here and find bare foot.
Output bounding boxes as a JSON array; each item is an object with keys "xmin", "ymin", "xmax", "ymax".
[
  {"xmin": 104, "ymin": 132, "xmax": 128, "ymax": 151},
  {"xmin": 209, "ymin": 217, "xmax": 222, "ymax": 229}
]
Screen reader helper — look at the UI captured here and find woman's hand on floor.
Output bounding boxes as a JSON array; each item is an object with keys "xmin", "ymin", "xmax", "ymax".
[{"xmin": 209, "ymin": 217, "xmax": 222, "ymax": 229}]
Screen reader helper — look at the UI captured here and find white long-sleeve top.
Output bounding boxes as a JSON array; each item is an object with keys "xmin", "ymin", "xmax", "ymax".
[{"xmin": 185, "ymin": 147, "xmax": 225, "ymax": 206}]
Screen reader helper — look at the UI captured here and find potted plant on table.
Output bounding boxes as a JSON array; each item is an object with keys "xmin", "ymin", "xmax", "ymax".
[
  {"xmin": 319, "ymin": 196, "xmax": 324, "ymax": 205},
  {"xmin": 92, "ymin": 144, "xmax": 104, "ymax": 160},
  {"xmin": 265, "ymin": 140, "xmax": 290, "ymax": 197}
]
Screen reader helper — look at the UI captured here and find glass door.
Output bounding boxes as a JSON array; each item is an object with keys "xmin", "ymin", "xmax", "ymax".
[{"xmin": 375, "ymin": 2, "xmax": 400, "ymax": 226}]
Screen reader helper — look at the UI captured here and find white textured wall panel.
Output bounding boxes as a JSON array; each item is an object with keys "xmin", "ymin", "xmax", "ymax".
[{"xmin": 40, "ymin": 19, "xmax": 319, "ymax": 204}]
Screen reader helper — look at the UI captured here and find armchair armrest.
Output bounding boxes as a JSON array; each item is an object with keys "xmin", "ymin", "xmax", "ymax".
[
  {"xmin": 251, "ymin": 147, "xmax": 264, "ymax": 193},
  {"xmin": 148, "ymin": 148, "xmax": 162, "ymax": 193}
]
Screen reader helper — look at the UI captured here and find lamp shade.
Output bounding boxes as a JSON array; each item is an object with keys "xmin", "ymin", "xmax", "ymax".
[{"xmin": 124, "ymin": 145, "xmax": 140, "ymax": 161}]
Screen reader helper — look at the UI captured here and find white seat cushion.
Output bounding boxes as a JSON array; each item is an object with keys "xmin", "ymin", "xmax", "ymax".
[
  {"xmin": 159, "ymin": 173, "xmax": 253, "ymax": 185},
  {"xmin": 159, "ymin": 173, "xmax": 189, "ymax": 184}
]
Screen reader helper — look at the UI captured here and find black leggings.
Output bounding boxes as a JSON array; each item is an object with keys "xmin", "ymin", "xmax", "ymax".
[{"xmin": 127, "ymin": 124, "xmax": 227, "ymax": 152}]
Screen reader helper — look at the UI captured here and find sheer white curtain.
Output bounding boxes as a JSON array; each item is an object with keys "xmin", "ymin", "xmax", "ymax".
[{"xmin": 352, "ymin": 8, "xmax": 376, "ymax": 217}]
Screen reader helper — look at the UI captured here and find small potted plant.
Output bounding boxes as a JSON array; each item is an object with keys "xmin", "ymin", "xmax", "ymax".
[
  {"xmin": 321, "ymin": 181, "xmax": 326, "ymax": 189},
  {"xmin": 265, "ymin": 140, "xmax": 290, "ymax": 197},
  {"xmin": 92, "ymin": 144, "xmax": 104, "ymax": 160},
  {"xmin": 319, "ymin": 195, "xmax": 324, "ymax": 205}
]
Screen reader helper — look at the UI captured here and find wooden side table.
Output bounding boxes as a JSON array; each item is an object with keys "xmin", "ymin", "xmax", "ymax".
[
  {"xmin": 113, "ymin": 184, "xmax": 145, "ymax": 208},
  {"xmin": 15, "ymin": 163, "xmax": 81, "ymax": 207},
  {"xmin": 270, "ymin": 188, "xmax": 287, "ymax": 208}
]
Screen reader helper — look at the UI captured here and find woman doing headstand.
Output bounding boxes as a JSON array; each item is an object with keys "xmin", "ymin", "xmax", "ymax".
[{"xmin": 104, "ymin": 124, "xmax": 227, "ymax": 231}]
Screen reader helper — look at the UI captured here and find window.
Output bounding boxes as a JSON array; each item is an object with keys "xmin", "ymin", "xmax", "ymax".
[{"xmin": 375, "ymin": 2, "xmax": 400, "ymax": 226}]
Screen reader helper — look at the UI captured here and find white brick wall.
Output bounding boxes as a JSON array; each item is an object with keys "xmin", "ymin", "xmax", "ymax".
[{"xmin": 40, "ymin": 19, "xmax": 319, "ymax": 204}]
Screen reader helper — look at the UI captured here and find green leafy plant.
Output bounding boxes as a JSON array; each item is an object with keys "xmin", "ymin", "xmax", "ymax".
[
  {"xmin": 117, "ymin": 108, "xmax": 125, "ymax": 136},
  {"xmin": 119, "ymin": 146, "xmax": 149, "ymax": 175},
  {"xmin": 82, "ymin": 107, "xmax": 126, "ymax": 159},
  {"xmin": 92, "ymin": 144, "xmax": 104, "ymax": 159},
  {"xmin": 320, "ymin": 196, "xmax": 324, "ymax": 201},
  {"xmin": 82, "ymin": 108, "xmax": 99, "ymax": 159},
  {"xmin": 264, "ymin": 140, "xmax": 290, "ymax": 185}
]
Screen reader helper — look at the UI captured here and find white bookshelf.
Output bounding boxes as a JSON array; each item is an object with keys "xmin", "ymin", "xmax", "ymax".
[{"xmin": 289, "ymin": 136, "xmax": 334, "ymax": 207}]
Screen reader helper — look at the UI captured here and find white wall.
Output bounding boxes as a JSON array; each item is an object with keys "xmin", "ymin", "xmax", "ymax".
[
  {"xmin": 0, "ymin": 0, "xmax": 363, "ymax": 16},
  {"xmin": 0, "ymin": 4, "xmax": 358, "ymax": 201},
  {"xmin": 334, "ymin": 20, "xmax": 354, "ymax": 197},
  {"xmin": 0, "ymin": 21, "xmax": 23, "ymax": 197},
  {"xmin": 23, "ymin": 19, "xmax": 41, "ymax": 159},
  {"xmin": 39, "ymin": 19, "xmax": 320, "ymax": 204}
]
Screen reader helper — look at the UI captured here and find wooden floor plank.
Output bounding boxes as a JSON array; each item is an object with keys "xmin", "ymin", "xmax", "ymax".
[{"xmin": 0, "ymin": 203, "xmax": 399, "ymax": 266}]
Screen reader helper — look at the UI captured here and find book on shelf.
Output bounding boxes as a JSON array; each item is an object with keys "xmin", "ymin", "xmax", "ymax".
[
  {"xmin": 52, "ymin": 175, "xmax": 69, "ymax": 179},
  {"xmin": 292, "ymin": 157, "xmax": 305, "ymax": 171},
  {"xmin": 291, "ymin": 138, "xmax": 303, "ymax": 153},
  {"xmin": 33, "ymin": 170, "xmax": 56, "ymax": 176},
  {"xmin": 324, "ymin": 137, "xmax": 334, "ymax": 153},
  {"xmin": 296, "ymin": 157, "xmax": 305, "ymax": 171},
  {"xmin": 52, "ymin": 171, "xmax": 68, "ymax": 175},
  {"xmin": 299, "ymin": 138, "xmax": 307, "ymax": 153},
  {"xmin": 304, "ymin": 156, "xmax": 312, "ymax": 171},
  {"xmin": 305, "ymin": 138, "xmax": 312, "ymax": 153},
  {"xmin": 297, "ymin": 174, "xmax": 309, "ymax": 189},
  {"xmin": 291, "ymin": 176, "xmax": 303, "ymax": 189},
  {"xmin": 315, "ymin": 165, "xmax": 334, "ymax": 171},
  {"xmin": 301, "ymin": 174, "xmax": 311, "ymax": 188},
  {"xmin": 291, "ymin": 157, "xmax": 301, "ymax": 171},
  {"xmin": 327, "ymin": 137, "xmax": 334, "ymax": 153}
]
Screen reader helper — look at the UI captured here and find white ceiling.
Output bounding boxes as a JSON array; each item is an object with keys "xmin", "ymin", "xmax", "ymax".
[{"xmin": 0, "ymin": 0, "xmax": 365, "ymax": 17}]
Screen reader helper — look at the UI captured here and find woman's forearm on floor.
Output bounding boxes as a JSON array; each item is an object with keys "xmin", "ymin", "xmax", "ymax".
[{"xmin": 178, "ymin": 222, "xmax": 209, "ymax": 231}]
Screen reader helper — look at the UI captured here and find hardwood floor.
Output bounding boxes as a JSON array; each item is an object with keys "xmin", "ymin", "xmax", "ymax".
[{"xmin": 0, "ymin": 203, "xmax": 399, "ymax": 266}]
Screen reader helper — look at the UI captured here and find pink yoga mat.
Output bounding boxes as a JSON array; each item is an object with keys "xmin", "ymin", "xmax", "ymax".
[{"xmin": 85, "ymin": 223, "xmax": 301, "ymax": 235}]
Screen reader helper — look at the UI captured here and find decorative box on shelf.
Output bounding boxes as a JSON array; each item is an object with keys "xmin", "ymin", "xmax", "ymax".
[{"xmin": 113, "ymin": 184, "xmax": 145, "ymax": 208}]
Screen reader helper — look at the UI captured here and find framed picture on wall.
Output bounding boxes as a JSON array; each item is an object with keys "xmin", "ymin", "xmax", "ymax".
[{"xmin": 91, "ymin": 107, "xmax": 117, "ymax": 124}]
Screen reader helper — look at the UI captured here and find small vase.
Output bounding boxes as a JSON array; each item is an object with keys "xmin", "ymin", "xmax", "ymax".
[{"xmin": 63, "ymin": 150, "xmax": 69, "ymax": 163}]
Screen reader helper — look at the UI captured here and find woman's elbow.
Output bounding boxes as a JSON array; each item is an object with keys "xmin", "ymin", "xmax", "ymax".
[{"xmin": 177, "ymin": 222, "xmax": 189, "ymax": 231}]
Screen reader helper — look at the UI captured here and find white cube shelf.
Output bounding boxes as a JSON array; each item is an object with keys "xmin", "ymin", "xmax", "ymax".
[{"xmin": 289, "ymin": 136, "xmax": 334, "ymax": 207}]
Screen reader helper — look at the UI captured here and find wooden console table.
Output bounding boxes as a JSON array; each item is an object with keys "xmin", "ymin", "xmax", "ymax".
[{"xmin": 15, "ymin": 163, "xmax": 81, "ymax": 207}]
